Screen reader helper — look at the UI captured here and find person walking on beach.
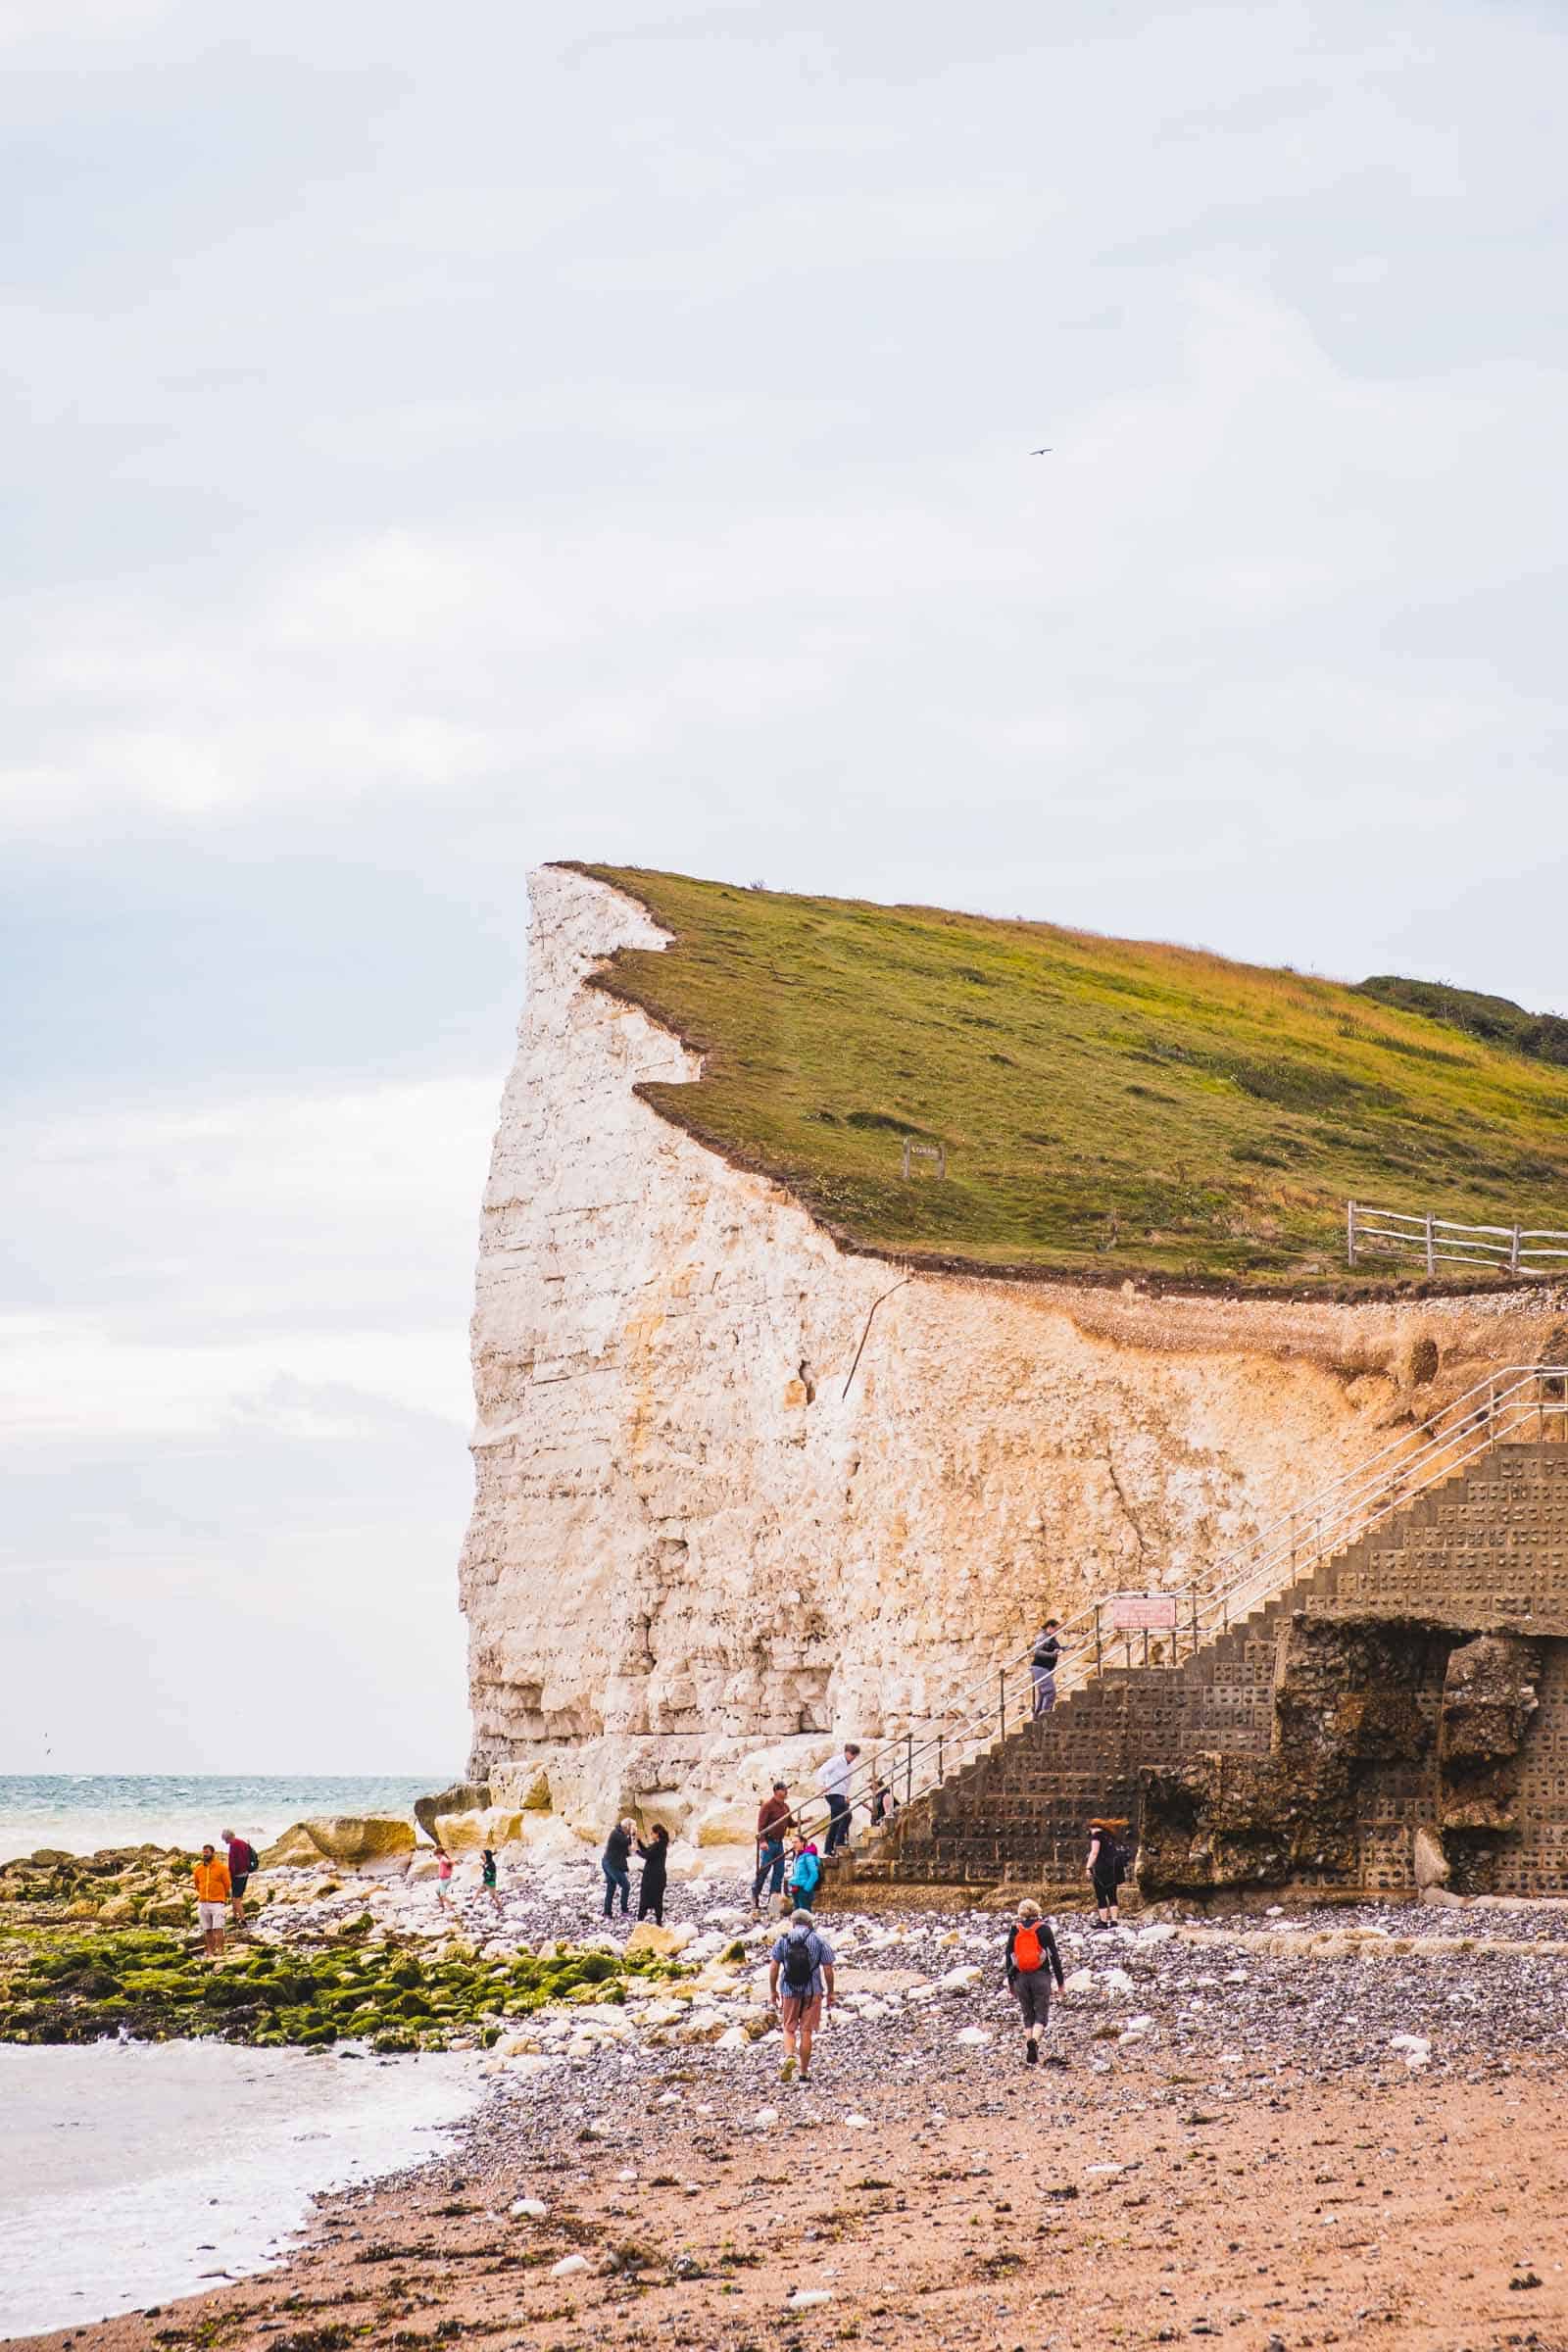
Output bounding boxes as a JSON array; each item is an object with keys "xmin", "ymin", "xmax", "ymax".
[
  {"xmin": 768, "ymin": 1907, "xmax": 835, "ymax": 2084},
  {"xmin": 635, "ymin": 1824, "xmax": 670, "ymax": 1924},
  {"xmin": 1002, "ymin": 1896, "xmax": 1065, "ymax": 2066},
  {"xmin": 602, "ymin": 1816, "xmax": 634, "ymax": 1918},
  {"xmin": 479, "ymin": 1847, "xmax": 502, "ymax": 1916},
  {"xmin": 817, "ymin": 1740, "xmax": 860, "ymax": 1855},
  {"xmin": 786, "ymin": 1835, "xmax": 821, "ymax": 1912},
  {"xmin": 192, "ymin": 1842, "xmax": 231, "ymax": 1959},
  {"xmin": 1086, "ymin": 1818, "xmax": 1130, "ymax": 1928},
  {"xmin": 220, "ymin": 1829, "xmax": 258, "ymax": 1931},
  {"xmin": 1031, "ymin": 1619, "xmax": 1064, "ymax": 1716},
  {"xmin": 433, "ymin": 1845, "xmax": 454, "ymax": 1911},
  {"xmin": 753, "ymin": 1780, "xmax": 792, "ymax": 1914}
]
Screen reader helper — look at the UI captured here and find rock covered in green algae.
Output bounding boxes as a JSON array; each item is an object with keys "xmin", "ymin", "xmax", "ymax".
[{"xmin": 0, "ymin": 1925, "xmax": 686, "ymax": 2050}]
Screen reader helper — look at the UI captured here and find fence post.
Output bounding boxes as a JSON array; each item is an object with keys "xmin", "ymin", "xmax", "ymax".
[
  {"xmin": 1347, "ymin": 1200, "xmax": 1356, "ymax": 1268},
  {"xmin": 1511, "ymin": 1225, "xmax": 1521, "ymax": 1276},
  {"xmin": 1424, "ymin": 1209, "xmax": 1435, "ymax": 1276}
]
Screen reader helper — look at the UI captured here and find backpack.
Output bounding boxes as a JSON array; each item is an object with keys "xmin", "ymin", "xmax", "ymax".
[
  {"xmin": 1013, "ymin": 1923, "xmax": 1045, "ymax": 1974},
  {"xmin": 781, "ymin": 1929, "xmax": 818, "ymax": 1995},
  {"xmin": 233, "ymin": 1840, "xmax": 257, "ymax": 1875},
  {"xmin": 1100, "ymin": 1835, "xmax": 1130, "ymax": 1885}
]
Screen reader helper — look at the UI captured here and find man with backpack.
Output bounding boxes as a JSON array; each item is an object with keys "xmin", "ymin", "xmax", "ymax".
[
  {"xmin": 220, "ymin": 1828, "xmax": 259, "ymax": 1931},
  {"xmin": 768, "ymin": 1907, "xmax": 836, "ymax": 2083},
  {"xmin": 1001, "ymin": 1896, "xmax": 1065, "ymax": 2065}
]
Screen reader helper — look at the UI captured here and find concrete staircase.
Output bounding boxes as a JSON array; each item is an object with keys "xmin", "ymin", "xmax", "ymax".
[{"xmin": 835, "ymin": 1433, "xmax": 1568, "ymax": 1900}]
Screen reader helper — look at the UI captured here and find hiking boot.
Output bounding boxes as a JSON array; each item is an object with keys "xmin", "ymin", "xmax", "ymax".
[
  {"xmin": 1024, "ymin": 2040, "xmax": 1039, "ymax": 2066},
  {"xmin": 780, "ymin": 2055, "xmax": 797, "ymax": 2082}
]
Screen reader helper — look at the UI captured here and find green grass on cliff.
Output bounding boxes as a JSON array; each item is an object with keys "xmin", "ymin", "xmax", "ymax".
[{"xmin": 573, "ymin": 864, "xmax": 1568, "ymax": 1290}]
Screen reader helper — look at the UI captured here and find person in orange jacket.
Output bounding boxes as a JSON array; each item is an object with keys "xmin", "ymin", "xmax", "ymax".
[{"xmin": 192, "ymin": 1843, "xmax": 231, "ymax": 1958}]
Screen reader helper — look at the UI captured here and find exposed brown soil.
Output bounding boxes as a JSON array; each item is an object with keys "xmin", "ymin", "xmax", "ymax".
[{"xmin": 23, "ymin": 2055, "xmax": 1567, "ymax": 2352}]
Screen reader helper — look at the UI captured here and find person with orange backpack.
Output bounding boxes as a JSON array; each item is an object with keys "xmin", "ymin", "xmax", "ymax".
[{"xmin": 1002, "ymin": 1896, "xmax": 1065, "ymax": 2066}]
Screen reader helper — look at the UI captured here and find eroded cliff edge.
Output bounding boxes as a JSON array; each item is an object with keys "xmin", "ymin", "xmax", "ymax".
[{"xmin": 460, "ymin": 866, "xmax": 1564, "ymax": 1843}]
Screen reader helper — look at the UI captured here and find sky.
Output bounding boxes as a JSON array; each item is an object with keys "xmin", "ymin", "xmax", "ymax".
[{"xmin": 4, "ymin": 0, "xmax": 1566, "ymax": 1773}]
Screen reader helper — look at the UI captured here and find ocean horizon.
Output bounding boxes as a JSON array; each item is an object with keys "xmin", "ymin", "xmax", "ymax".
[{"xmin": 0, "ymin": 1774, "xmax": 446, "ymax": 1863}]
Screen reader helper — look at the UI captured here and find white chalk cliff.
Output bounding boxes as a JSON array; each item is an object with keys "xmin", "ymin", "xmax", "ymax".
[{"xmin": 460, "ymin": 865, "xmax": 1560, "ymax": 1844}]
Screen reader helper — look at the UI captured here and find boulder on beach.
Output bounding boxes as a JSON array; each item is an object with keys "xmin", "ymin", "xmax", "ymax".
[
  {"xmin": 432, "ymin": 1805, "xmax": 525, "ymax": 1856},
  {"xmin": 259, "ymin": 1817, "xmax": 416, "ymax": 1872},
  {"xmin": 413, "ymin": 1782, "xmax": 490, "ymax": 1840}
]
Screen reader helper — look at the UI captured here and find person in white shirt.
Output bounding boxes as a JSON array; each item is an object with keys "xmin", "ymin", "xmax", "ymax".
[{"xmin": 817, "ymin": 1740, "xmax": 860, "ymax": 1854}]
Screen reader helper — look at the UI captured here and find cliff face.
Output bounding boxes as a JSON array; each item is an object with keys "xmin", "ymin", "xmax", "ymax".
[{"xmin": 459, "ymin": 866, "xmax": 1564, "ymax": 1841}]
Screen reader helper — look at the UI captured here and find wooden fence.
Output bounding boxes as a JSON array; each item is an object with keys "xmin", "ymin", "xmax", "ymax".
[{"xmin": 1347, "ymin": 1200, "xmax": 1568, "ymax": 1276}]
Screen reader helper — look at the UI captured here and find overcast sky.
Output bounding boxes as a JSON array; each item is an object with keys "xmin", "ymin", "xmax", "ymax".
[{"xmin": 4, "ymin": 0, "xmax": 1566, "ymax": 1774}]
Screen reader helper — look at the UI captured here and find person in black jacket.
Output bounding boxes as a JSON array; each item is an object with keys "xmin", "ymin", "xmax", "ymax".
[
  {"xmin": 635, "ymin": 1823, "xmax": 670, "ymax": 1924},
  {"xmin": 1002, "ymin": 1896, "xmax": 1066, "ymax": 2066},
  {"xmin": 602, "ymin": 1817, "xmax": 634, "ymax": 1917}
]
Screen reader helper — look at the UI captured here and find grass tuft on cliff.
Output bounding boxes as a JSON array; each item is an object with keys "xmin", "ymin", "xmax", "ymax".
[{"xmin": 570, "ymin": 864, "xmax": 1568, "ymax": 1291}]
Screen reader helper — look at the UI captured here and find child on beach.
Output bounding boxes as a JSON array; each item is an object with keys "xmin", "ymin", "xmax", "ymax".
[
  {"xmin": 434, "ymin": 1846, "xmax": 454, "ymax": 1910},
  {"xmin": 480, "ymin": 1847, "xmax": 501, "ymax": 1915}
]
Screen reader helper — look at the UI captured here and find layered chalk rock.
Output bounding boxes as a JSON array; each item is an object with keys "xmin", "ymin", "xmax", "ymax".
[
  {"xmin": 459, "ymin": 864, "xmax": 1567, "ymax": 1835},
  {"xmin": 259, "ymin": 1818, "xmax": 416, "ymax": 1874}
]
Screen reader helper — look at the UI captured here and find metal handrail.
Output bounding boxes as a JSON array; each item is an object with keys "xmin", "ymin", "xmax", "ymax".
[{"xmin": 787, "ymin": 1363, "xmax": 1568, "ymax": 1858}]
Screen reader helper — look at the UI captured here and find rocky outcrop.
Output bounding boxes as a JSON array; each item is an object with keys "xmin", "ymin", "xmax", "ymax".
[
  {"xmin": 1439, "ymin": 1634, "xmax": 1544, "ymax": 1834},
  {"xmin": 413, "ymin": 1782, "xmax": 490, "ymax": 1841},
  {"xmin": 259, "ymin": 1818, "xmax": 416, "ymax": 1874},
  {"xmin": 460, "ymin": 865, "xmax": 1565, "ymax": 1837}
]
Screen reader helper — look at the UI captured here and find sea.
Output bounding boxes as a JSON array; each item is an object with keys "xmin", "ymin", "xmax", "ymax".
[
  {"xmin": 0, "ymin": 1773, "xmax": 437, "ymax": 1864},
  {"xmin": 0, "ymin": 1775, "xmax": 484, "ymax": 2340}
]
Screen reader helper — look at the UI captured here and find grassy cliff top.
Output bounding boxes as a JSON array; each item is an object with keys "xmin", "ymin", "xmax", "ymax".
[{"xmin": 571, "ymin": 864, "xmax": 1568, "ymax": 1291}]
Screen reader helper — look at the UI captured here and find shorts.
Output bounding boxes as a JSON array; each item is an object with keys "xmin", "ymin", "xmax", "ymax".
[
  {"xmin": 197, "ymin": 1901, "xmax": 226, "ymax": 1932},
  {"xmin": 1014, "ymin": 1970, "xmax": 1054, "ymax": 2030},
  {"xmin": 780, "ymin": 1992, "xmax": 822, "ymax": 2030},
  {"xmin": 229, "ymin": 1875, "xmax": 249, "ymax": 1897}
]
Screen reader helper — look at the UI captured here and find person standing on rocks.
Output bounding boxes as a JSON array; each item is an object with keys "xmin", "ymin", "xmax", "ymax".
[
  {"xmin": 786, "ymin": 1835, "xmax": 821, "ymax": 1912},
  {"xmin": 192, "ymin": 1842, "xmax": 231, "ymax": 1959},
  {"xmin": 768, "ymin": 1907, "xmax": 836, "ymax": 2083},
  {"xmin": 1031, "ymin": 1620, "xmax": 1065, "ymax": 1717},
  {"xmin": 635, "ymin": 1824, "xmax": 669, "ymax": 1924},
  {"xmin": 220, "ymin": 1828, "xmax": 258, "ymax": 1931},
  {"xmin": 480, "ymin": 1847, "xmax": 502, "ymax": 1916},
  {"xmin": 602, "ymin": 1817, "xmax": 634, "ymax": 1918},
  {"xmin": 1086, "ymin": 1818, "xmax": 1130, "ymax": 1928},
  {"xmin": 1002, "ymin": 1896, "xmax": 1065, "ymax": 2065},
  {"xmin": 817, "ymin": 1741, "xmax": 860, "ymax": 1855},
  {"xmin": 752, "ymin": 1781, "xmax": 792, "ymax": 1914},
  {"xmin": 433, "ymin": 1845, "xmax": 454, "ymax": 1911}
]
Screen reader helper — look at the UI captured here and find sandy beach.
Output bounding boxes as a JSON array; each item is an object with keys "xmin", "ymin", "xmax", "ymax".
[
  {"xmin": 8, "ymin": 1875, "xmax": 1568, "ymax": 2352},
  {"xmin": 13, "ymin": 2044, "xmax": 1565, "ymax": 2352}
]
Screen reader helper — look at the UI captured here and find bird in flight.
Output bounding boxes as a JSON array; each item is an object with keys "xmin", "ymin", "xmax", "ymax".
[{"xmin": 1030, "ymin": 446, "xmax": 1054, "ymax": 455}]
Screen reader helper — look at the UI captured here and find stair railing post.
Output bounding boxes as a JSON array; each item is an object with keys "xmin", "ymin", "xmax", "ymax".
[
  {"xmin": 999, "ymin": 1668, "xmax": 1006, "ymax": 1744},
  {"xmin": 905, "ymin": 1731, "xmax": 912, "ymax": 1807},
  {"xmin": 1094, "ymin": 1604, "xmax": 1102, "ymax": 1676},
  {"xmin": 938, "ymin": 1733, "xmax": 944, "ymax": 1786}
]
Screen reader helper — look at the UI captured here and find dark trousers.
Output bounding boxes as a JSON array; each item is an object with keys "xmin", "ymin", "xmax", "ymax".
[
  {"xmin": 824, "ymin": 1793, "xmax": 851, "ymax": 1854},
  {"xmin": 753, "ymin": 1838, "xmax": 785, "ymax": 1902},
  {"xmin": 637, "ymin": 1878, "xmax": 664, "ymax": 1924},
  {"xmin": 603, "ymin": 1864, "xmax": 630, "ymax": 1916}
]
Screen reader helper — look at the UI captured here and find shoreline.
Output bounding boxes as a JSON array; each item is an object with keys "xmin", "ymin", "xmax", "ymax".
[
  {"xmin": 5, "ymin": 1870, "xmax": 1568, "ymax": 2348},
  {"xmin": 12, "ymin": 2039, "xmax": 1565, "ymax": 2351}
]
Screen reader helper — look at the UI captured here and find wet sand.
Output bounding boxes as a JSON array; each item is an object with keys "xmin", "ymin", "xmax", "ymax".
[{"xmin": 17, "ymin": 2051, "xmax": 1566, "ymax": 2352}]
